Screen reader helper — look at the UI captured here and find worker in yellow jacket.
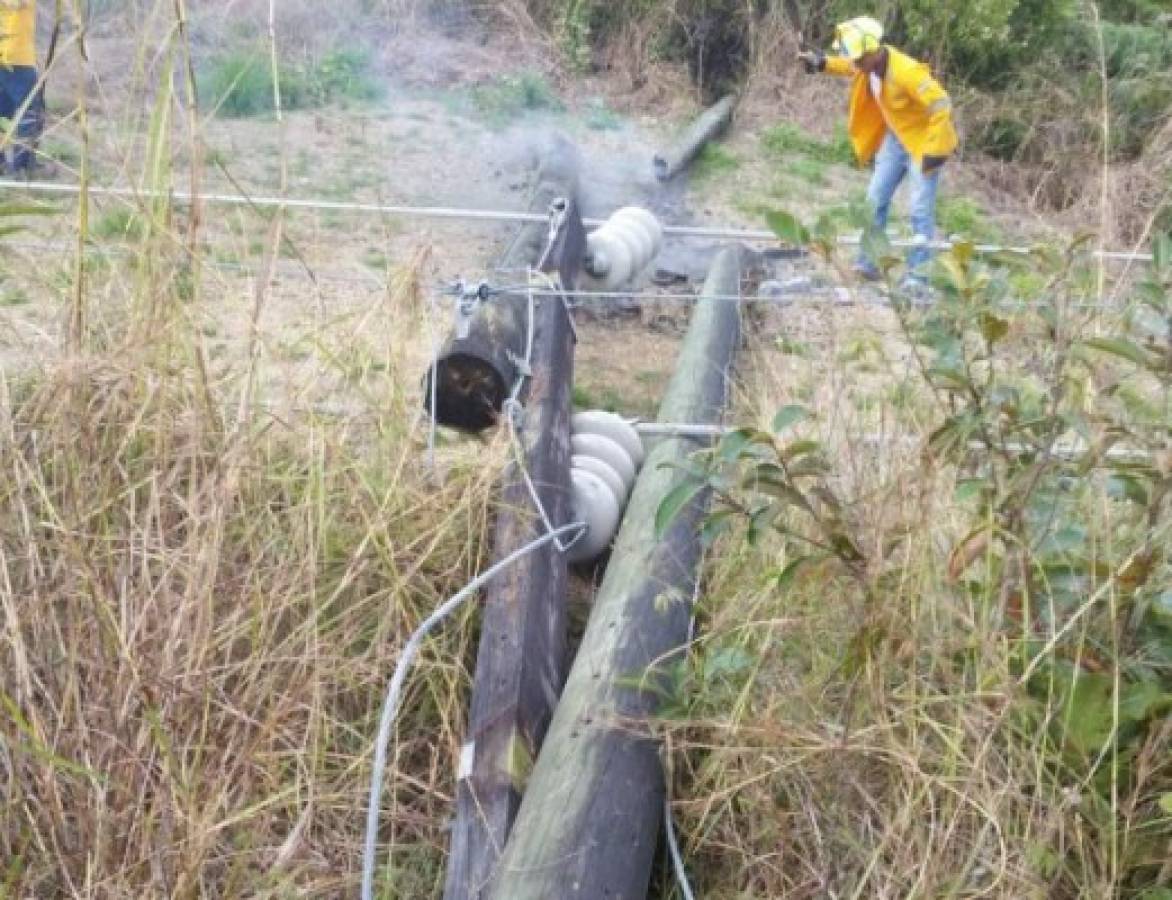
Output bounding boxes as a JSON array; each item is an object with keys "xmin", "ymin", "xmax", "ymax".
[
  {"xmin": 0, "ymin": 0, "xmax": 40, "ymax": 175},
  {"xmin": 800, "ymin": 17, "xmax": 958, "ymax": 285}
]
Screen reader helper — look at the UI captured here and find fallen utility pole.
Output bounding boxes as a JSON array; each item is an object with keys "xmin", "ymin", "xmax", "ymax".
[
  {"xmin": 442, "ymin": 134, "xmax": 585, "ymax": 900},
  {"xmin": 491, "ymin": 246, "xmax": 743, "ymax": 899},
  {"xmin": 653, "ymin": 95, "xmax": 736, "ymax": 181}
]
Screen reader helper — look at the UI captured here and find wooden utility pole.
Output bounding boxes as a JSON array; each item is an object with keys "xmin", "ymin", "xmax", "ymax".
[
  {"xmin": 443, "ymin": 135, "xmax": 584, "ymax": 900},
  {"xmin": 653, "ymin": 95, "xmax": 736, "ymax": 181},
  {"xmin": 491, "ymin": 247, "xmax": 743, "ymax": 898}
]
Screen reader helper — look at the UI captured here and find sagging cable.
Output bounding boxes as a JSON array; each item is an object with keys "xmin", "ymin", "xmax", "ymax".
[{"xmin": 360, "ymin": 521, "xmax": 588, "ymax": 900}]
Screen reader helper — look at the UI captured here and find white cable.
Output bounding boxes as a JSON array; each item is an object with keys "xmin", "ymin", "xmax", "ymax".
[
  {"xmin": 665, "ymin": 792, "xmax": 696, "ymax": 900},
  {"xmin": 0, "ymin": 231, "xmax": 1127, "ymax": 309},
  {"xmin": 500, "ymin": 268, "xmax": 583, "ymax": 555},
  {"xmin": 0, "ymin": 233, "xmax": 1126, "ymax": 310},
  {"xmin": 360, "ymin": 520, "xmax": 587, "ymax": 900},
  {"xmin": 0, "ymin": 179, "xmax": 1154, "ymax": 262},
  {"xmin": 0, "ymin": 179, "xmax": 551, "ymax": 226}
]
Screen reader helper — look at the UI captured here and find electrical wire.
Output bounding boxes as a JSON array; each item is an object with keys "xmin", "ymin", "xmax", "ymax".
[
  {"xmin": 665, "ymin": 789, "xmax": 696, "ymax": 900},
  {"xmin": 360, "ymin": 520, "xmax": 587, "ymax": 900},
  {"xmin": 0, "ymin": 178, "xmax": 1155, "ymax": 262},
  {"xmin": 0, "ymin": 233, "xmax": 1129, "ymax": 311}
]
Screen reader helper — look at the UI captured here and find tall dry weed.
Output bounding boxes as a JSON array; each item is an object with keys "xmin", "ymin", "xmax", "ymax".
[{"xmin": 0, "ymin": 4, "xmax": 505, "ymax": 895}]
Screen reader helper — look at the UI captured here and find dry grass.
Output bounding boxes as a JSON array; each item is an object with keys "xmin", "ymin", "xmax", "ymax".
[
  {"xmin": 0, "ymin": 233, "xmax": 513, "ymax": 894},
  {"xmin": 3, "ymin": 5, "xmax": 1168, "ymax": 899},
  {"xmin": 0, "ymin": 8, "xmax": 511, "ymax": 894}
]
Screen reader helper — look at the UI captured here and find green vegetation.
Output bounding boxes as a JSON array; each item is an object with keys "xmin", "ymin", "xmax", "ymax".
[
  {"xmin": 659, "ymin": 216, "xmax": 1172, "ymax": 896},
  {"xmin": 199, "ymin": 47, "xmax": 382, "ymax": 117},
  {"xmin": 780, "ymin": 155, "xmax": 828, "ymax": 185},
  {"xmin": 92, "ymin": 207, "xmax": 146, "ymax": 241},
  {"xmin": 937, "ymin": 194, "xmax": 1002, "ymax": 243},
  {"xmin": 3, "ymin": 4, "xmax": 1170, "ymax": 898},
  {"xmin": 690, "ymin": 143, "xmax": 739, "ymax": 181},
  {"xmin": 468, "ymin": 71, "xmax": 563, "ymax": 127},
  {"xmin": 39, "ymin": 139, "xmax": 81, "ymax": 169},
  {"xmin": 520, "ymin": 0, "xmax": 1169, "ymax": 236},
  {"xmin": 762, "ymin": 122, "xmax": 854, "ymax": 166},
  {"xmin": 582, "ymin": 97, "xmax": 623, "ymax": 131},
  {"xmin": 573, "ymin": 382, "xmax": 634, "ymax": 414}
]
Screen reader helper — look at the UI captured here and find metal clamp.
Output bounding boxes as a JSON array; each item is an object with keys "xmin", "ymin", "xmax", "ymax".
[
  {"xmin": 450, "ymin": 279, "xmax": 493, "ymax": 339},
  {"xmin": 537, "ymin": 197, "xmax": 568, "ymax": 272}
]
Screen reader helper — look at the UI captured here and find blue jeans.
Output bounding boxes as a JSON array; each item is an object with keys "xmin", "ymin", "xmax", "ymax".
[
  {"xmin": 857, "ymin": 131, "xmax": 940, "ymax": 277},
  {"xmin": 0, "ymin": 66, "xmax": 40, "ymax": 172}
]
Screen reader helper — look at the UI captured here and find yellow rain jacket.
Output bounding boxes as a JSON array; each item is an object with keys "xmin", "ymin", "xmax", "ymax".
[
  {"xmin": 826, "ymin": 47, "xmax": 958, "ymax": 167},
  {"xmin": 0, "ymin": 0, "xmax": 36, "ymax": 68}
]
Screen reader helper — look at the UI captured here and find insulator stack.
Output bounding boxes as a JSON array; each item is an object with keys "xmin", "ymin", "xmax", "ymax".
[
  {"xmin": 581, "ymin": 207, "xmax": 664, "ymax": 290},
  {"xmin": 566, "ymin": 410, "xmax": 646, "ymax": 563}
]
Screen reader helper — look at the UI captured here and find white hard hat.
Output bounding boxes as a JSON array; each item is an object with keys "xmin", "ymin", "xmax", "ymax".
[{"xmin": 833, "ymin": 16, "xmax": 885, "ymax": 59}]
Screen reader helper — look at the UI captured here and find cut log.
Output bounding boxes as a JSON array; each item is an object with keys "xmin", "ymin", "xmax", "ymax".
[
  {"xmin": 653, "ymin": 95, "xmax": 736, "ymax": 182},
  {"xmin": 490, "ymin": 246, "xmax": 743, "ymax": 899},
  {"xmin": 442, "ymin": 134, "xmax": 584, "ymax": 900}
]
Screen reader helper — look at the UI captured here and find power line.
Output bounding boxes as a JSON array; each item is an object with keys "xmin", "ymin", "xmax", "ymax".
[
  {"xmin": 0, "ymin": 236, "xmax": 1132, "ymax": 313},
  {"xmin": 0, "ymin": 179, "xmax": 1156, "ymax": 263}
]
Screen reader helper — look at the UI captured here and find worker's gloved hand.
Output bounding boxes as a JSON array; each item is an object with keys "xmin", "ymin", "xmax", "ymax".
[
  {"xmin": 798, "ymin": 50, "xmax": 826, "ymax": 74},
  {"xmin": 921, "ymin": 155, "xmax": 949, "ymax": 175}
]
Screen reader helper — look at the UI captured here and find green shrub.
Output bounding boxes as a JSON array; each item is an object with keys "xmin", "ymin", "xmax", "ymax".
[
  {"xmin": 557, "ymin": 0, "xmax": 595, "ymax": 72},
  {"xmin": 662, "ymin": 220, "xmax": 1172, "ymax": 896},
  {"xmin": 468, "ymin": 71, "xmax": 563, "ymax": 127},
  {"xmin": 782, "ymin": 156, "xmax": 828, "ymax": 185},
  {"xmin": 1064, "ymin": 21, "xmax": 1172, "ymax": 158},
  {"xmin": 937, "ymin": 195, "xmax": 1000, "ymax": 242},
  {"xmin": 583, "ymin": 98, "xmax": 622, "ymax": 131},
  {"xmin": 199, "ymin": 51, "xmax": 276, "ymax": 117},
  {"xmin": 306, "ymin": 49, "xmax": 383, "ymax": 105},
  {"xmin": 977, "ymin": 115, "xmax": 1030, "ymax": 161},
  {"xmin": 198, "ymin": 47, "xmax": 381, "ymax": 117}
]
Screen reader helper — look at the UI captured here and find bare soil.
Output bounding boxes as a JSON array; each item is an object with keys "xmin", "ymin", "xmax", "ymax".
[{"xmin": 2, "ymin": 15, "xmax": 1043, "ymax": 428}]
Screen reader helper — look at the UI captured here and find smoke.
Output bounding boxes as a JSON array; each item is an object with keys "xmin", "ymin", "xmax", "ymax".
[{"xmin": 376, "ymin": 12, "xmax": 724, "ymax": 281}]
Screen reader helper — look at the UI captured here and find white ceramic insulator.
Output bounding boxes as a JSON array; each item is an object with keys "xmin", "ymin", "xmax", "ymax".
[
  {"xmin": 571, "ymin": 454, "xmax": 626, "ymax": 510},
  {"xmin": 566, "ymin": 409, "xmax": 648, "ymax": 562},
  {"xmin": 584, "ymin": 229, "xmax": 611, "ymax": 277},
  {"xmin": 571, "ymin": 433, "xmax": 636, "ymax": 495},
  {"xmin": 585, "ymin": 228, "xmax": 633, "ymax": 290},
  {"xmin": 572, "ymin": 411, "xmax": 645, "ymax": 468},
  {"xmin": 567, "ymin": 469, "xmax": 622, "ymax": 564},
  {"xmin": 583, "ymin": 207, "xmax": 663, "ymax": 290},
  {"xmin": 614, "ymin": 206, "xmax": 664, "ymax": 256},
  {"xmin": 608, "ymin": 219, "xmax": 653, "ymax": 274}
]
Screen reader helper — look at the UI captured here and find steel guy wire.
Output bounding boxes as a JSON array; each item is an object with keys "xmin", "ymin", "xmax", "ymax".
[
  {"xmin": 0, "ymin": 178, "xmax": 1156, "ymax": 262},
  {"xmin": 0, "ymin": 237, "xmax": 1141, "ymax": 312},
  {"xmin": 500, "ymin": 268, "xmax": 584, "ymax": 555}
]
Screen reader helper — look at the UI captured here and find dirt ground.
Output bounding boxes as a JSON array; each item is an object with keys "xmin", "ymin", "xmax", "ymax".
[{"xmin": 0, "ymin": 14, "xmax": 1036, "ymax": 431}]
